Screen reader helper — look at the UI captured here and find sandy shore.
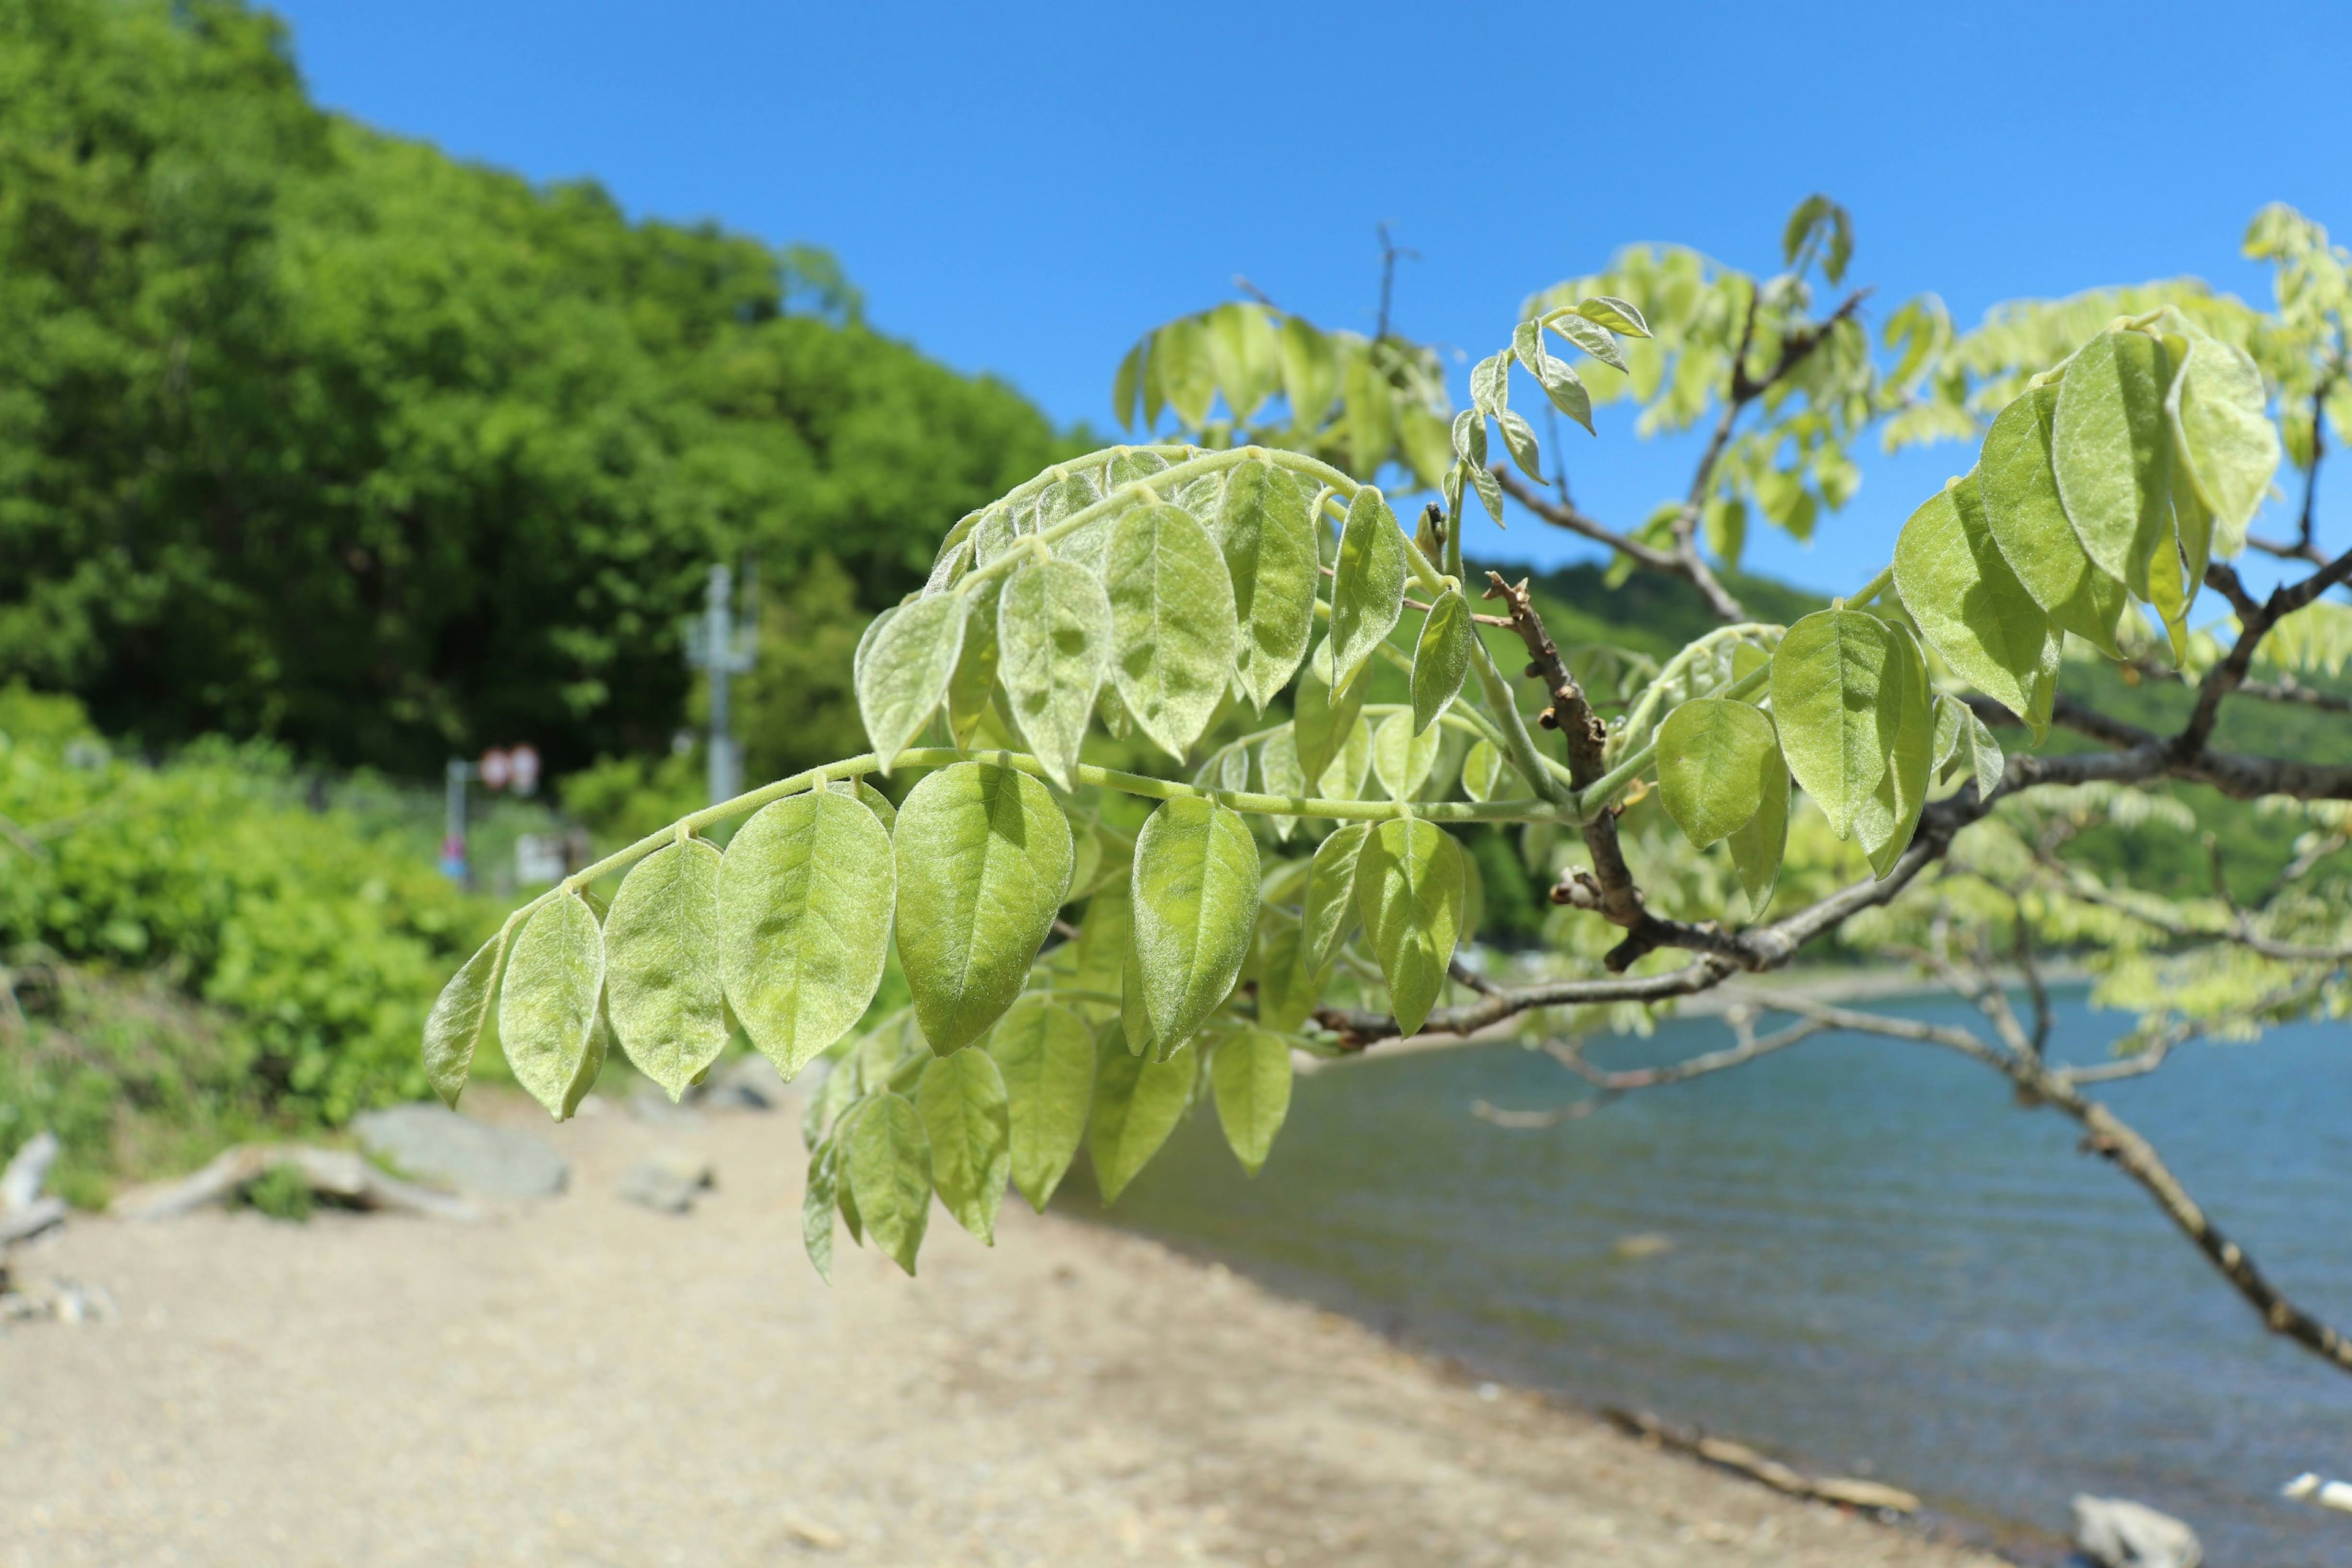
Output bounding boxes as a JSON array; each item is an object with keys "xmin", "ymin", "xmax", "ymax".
[{"xmin": 0, "ymin": 1089, "xmax": 2013, "ymax": 1568}]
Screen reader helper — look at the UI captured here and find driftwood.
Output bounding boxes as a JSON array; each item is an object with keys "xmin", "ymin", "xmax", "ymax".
[
  {"xmin": 0, "ymin": 1131, "xmax": 64, "ymax": 1245},
  {"xmin": 1602, "ymin": 1406, "xmax": 1920, "ymax": 1513},
  {"xmin": 0, "ymin": 1197, "xmax": 67, "ymax": 1246},
  {"xmin": 112, "ymin": 1145, "xmax": 481, "ymax": 1223}
]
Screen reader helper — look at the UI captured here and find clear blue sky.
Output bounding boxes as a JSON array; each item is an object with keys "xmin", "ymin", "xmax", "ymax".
[{"xmin": 263, "ymin": 0, "xmax": 2351, "ymax": 597}]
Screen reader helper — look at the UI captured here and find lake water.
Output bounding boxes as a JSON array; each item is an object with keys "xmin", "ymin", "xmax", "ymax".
[{"xmin": 1076, "ymin": 993, "xmax": 2352, "ymax": 1565}]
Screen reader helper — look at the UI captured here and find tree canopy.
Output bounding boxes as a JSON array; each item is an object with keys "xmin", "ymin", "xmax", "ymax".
[{"xmin": 0, "ymin": 0, "xmax": 1074, "ymax": 774}]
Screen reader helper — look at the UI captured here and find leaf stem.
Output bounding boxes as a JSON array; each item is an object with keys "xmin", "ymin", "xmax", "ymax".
[{"xmin": 1845, "ymin": 564, "xmax": 1895, "ymax": 610}]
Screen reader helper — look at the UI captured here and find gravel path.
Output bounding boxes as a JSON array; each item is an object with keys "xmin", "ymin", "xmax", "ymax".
[{"xmin": 0, "ymin": 1091, "xmax": 2014, "ymax": 1568}]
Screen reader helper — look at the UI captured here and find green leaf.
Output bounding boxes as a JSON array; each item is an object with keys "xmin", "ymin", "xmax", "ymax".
[
  {"xmin": 802, "ymin": 1142, "xmax": 837, "ymax": 1284},
  {"xmin": 1461, "ymin": 739, "xmax": 1506, "ymax": 802},
  {"xmin": 829, "ymin": 777, "xmax": 895, "ymax": 834},
  {"xmin": 1893, "ymin": 473, "xmax": 2059, "ymax": 732},
  {"xmin": 603, "ymin": 838, "xmax": 728, "ymax": 1099},
  {"xmin": 1966, "ymin": 707, "xmax": 2005, "ymax": 800},
  {"xmin": 1302, "ymin": 822, "xmax": 1369, "ymax": 971},
  {"xmin": 1494, "ymin": 409, "xmax": 1544, "ymax": 477},
  {"xmin": 918, "ymin": 1048, "xmax": 1011, "ymax": 1243},
  {"xmin": 1544, "ymin": 311, "xmax": 1627, "ymax": 373},
  {"xmin": 1470, "ymin": 353, "xmax": 1510, "ymax": 418},
  {"xmin": 498, "ymin": 891, "xmax": 606, "ymax": 1121},
  {"xmin": 1319, "ymin": 714, "xmax": 1373, "ymax": 800},
  {"xmin": 1253, "ymin": 911, "xmax": 1322, "ymax": 1035},
  {"xmin": 856, "ymin": 590, "xmax": 968, "ymax": 774},
  {"xmin": 946, "ymin": 574, "xmax": 1003, "ymax": 747},
  {"xmin": 982, "ymin": 995, "xmax": 1096, "ymax": 1212},
  {"xmin": 1656, "ymin": 697, "xmax": 1778, "ymax": 850},
  {"xmin": 1211, "ymin": 1030, "xmax": 1294, "ymax": 1176},
  {"xmin": 423, "ymin": 927, "xmax": 508, "ymax": 1109},
  {"xmin": 1854, "ymin": 624, "xmax": 1932, "ymax": 880},
  {"xmin": 2052, "ymin": 330, "xmax": 2177, "ymax": 599},
  {"xmin": 1329, "ymin": 486, "xmax": 1408, "ymax": 689},
  {"xmin": 1131, "ymin": 798, "xmax": 1260, "ymax": 1056},
  {"xmin": 1341, "ymin": 350, "xmax": 1393, "ymax": 477},
  {"xmin": 1768, "ymin": 609, "xmax": 1900, "ymax": 842},
  {"xmin": 997, "ymin": 557, "xmax": 1113, "ymax": 791},
  {"xmin": 1932, "ymin": 690, "xmax": 1967, "ymax": 775},
  {"xmin": 1257, "ymin": 728, "xmax": 1305, "ymax": 840},
  {"xmin": 846, "ymin": 1091, "xmax": 931, "ymax": 1275},
  {"xmin": 1410, "ymin": 589, "xmax": 1474, "ymax": 733},
  {"xmin": 1208, "ymin": 458, "xmax": 1318, "ymax": 712},
  {"xmin": 1071, "ymin": 881, "xmax": 1131, "ymax": 1000},
  {"xmin": 1371, "ymin": 710, "xmax": 1441, "ymax": 801},
  {"xmin": 1292, "ymin": 634, "xmax": 1366, "ymax": 785},
  {"xmin": 1089, "ymin": 1028, "xmax": 1196, "ymax": 1204},
  {"xmin": 1575, "ymin": 295, "xmax": 1651, "ymax": 337},
  {"xmin": 1207, "ymin": 301, "xmax": 1279, "ymax": 420},
  {"xmin": 1106, "ymin": 503, "xmax": 1240, "ymax": 760},
  {"xmin": 1725, "ymin": 739, "xmax": 1789, "ymax": 916},
  {"xmin": 2167, "ymin": 331, "xmax": 2280, "ymax": 545},
  {"xmin": 720, "ymin": 789, "xmax": 895, "ymax": 1080},
  {"xmin": 1355, "ymin": 818, "xmax": 1465, "ymax": 1036},
  {"xmin": 1978, "ymin": 384, "xmax": 2129, "ymax": 657},
  {"xmin": 1280, "ymin": 315, "xmax": 1340, "ymax": 426},
  {"xmin": 893, "ymin": 762, "xmax": 1074, "ymax": 1054}
]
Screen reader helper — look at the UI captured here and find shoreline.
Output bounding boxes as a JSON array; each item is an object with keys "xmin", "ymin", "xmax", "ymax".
[{"xmin": 2, "ymin": 1085, "xmax": 2022, "ymax": 1567}]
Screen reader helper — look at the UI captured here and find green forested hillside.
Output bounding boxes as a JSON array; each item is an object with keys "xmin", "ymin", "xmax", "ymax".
[{"xmin": 0, "ymin": 0, "xmax": 1075, "ymax": 775}]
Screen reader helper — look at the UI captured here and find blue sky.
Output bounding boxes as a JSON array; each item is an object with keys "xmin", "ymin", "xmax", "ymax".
[{"xmin": 264, "ymin": 0, "xmax": 2351, "ymax": 597}]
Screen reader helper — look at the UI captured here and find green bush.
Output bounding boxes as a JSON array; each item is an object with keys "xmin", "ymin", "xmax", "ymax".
[{"xmin": 0, "ymin": 687, "xmax": 492, "ymax": 1191}]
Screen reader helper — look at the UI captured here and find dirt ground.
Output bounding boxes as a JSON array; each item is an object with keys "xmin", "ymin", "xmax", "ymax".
[{"xmin": 0, "ymin": 1089, "xmax": 2016, "ymax": 1568}]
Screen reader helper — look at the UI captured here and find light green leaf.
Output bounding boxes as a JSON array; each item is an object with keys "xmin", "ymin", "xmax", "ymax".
[
  {"xmin": 1410, "ymin": 590, "xmax": 1474, "ymax": 733},
  {"xmin": 983, "ymin": 995, "xmax": 1096, "ymax": 1212},
  {"xmin": 1256, "ymin": 729, "xmax": 1305, "ymax": 841},
  {"xmin": 1070, "ymin": 881, "xmax": 1131, "ymax": 1000},
  {"xmin": 1329, "ymin": 487, "xmax": 1408, "ymax": 689},
  {"xmin": 1106, "ymin": 503, "xmax": 1240, "ymax": 760},
  {"xmin": 1545, "ymin": 311, "xmax": 1628, "ymax": 373},
  {"xmin": 1372, "ymin": 710, "xmax": 1441, "ymax": 801},
  {"xmin": 1342, "ymin": 350, "xmax": 1393, "ymax": 477},
  {"xmin": 1656, "ymin": 697, "xmax": 1777, "ymax": 850},
  {"xmin": 1131, "ymin": 798, "xmax": 1260, "ymax": 1056},
  {"xmin": 1302, "ymin": 822, "xmax": 1369, "ymax": 971},
  {"xmin": 1931, "ymin": 690, "xmax": 1967, "ymax": 775},
  {"xmin": 946, "ymin": 574, "xmax": 1003, "ymax": 747},
  {"xmin": 802, "ymin": 1143, "xmax": 837, "ymax": 1284},
  {"xmin": 1211, "ymin": 1030, "xmax": 1294, "ymax": 1176},
  {"xmin": 1254, "ymin": 911, "xmax": 1322, "ymax": 1035},
  {"xmin": 1461, "ymin": 739, "xmax": 1506, "ymax": 802},
  {"xmin": 856, "ymin": 590, "xmax": 968, "ymax": 774},
  {"xmin": 720, "ymin": 789, "xmax": 895, "ymax": 1080},
  {"xmin": 1893, "ymin": 473, "xmax": 2059, "ymax": 732},
  {"xmin": 997, "ymin": 557, "xmax": 1112, "ymax": 791},
  {"xmin": 1725, "ymin": 741, "xmax": 1789, "ymax": 916},
  {"xmin": 1964, "ymin": 709, "xmax": 2006, "ymax": 801},
  {"xmin": 1355, "ymin": 818, "xmax": 1466, "ymax": 1037},
  {"xmin": 1090, "ymin": 1028, "xmax": 1196, "ymax": 1204},
  {"xmin": 846, "ymin": 1091, "xmax": 931, "ymax": 1275},
  {"xmin": 1575, "ymin": 295, "xmax": 1651, "ymax": 337},
  {"xmin": 1524, "ymin": 346, "xmax": 1594, "ymax": 433},
  {"xmin": 423, "ymin": 927, "xmax": 508, "ymax": 1109},
  {"xmin": 1855, "ymin": 624, "xmax": 1932, "ymax": 880},
  {"xmin": 918, "ymin": 1048, "xmax": 1011, "ymax": 1243},
  {"xmin": 1210, "ymin": 458, "xmax": 1318, "ymax": 711},
  {"xmin": 498, "ymin": 891, "xmax": 607, "ymax": 1121},
  {"xmin": 1468, "ymin": 458, "xmax": 1504, "ymax": 524},
  {"xmin": 1978, "ymin": 384, "xmax": 2130, "ymax": 657},
  {"xmin": 1768, "ymin": 609, "xmax": 1899, "ymax": 842},
  {"xmin": 1207, "ymin": 301, "xmax": 1280, "ymax": 420},
  {"xmin": 603, "ymin": 837, "xmax": 728, "ymax": 1099},
  {"xmin": 1321, "ymin": 714, "xmax": 1373, "ymax": 800},
  {"xmin": 1495, "ymin": 409, "xmax": 1544, "ymax": 477},
  {"xmin": 2167, "ymin": 330, "xmax": 2280, "ymax": 540},
  {"xmin": 1280, "ymin": 315, "xmax": 1340, "ymax": 426},
  {"xmin": 894, "ymin": 762, "xmax": 1074, "ymax": 1054},
  {"xmin": 1293, "ymin": 635, "xmax": 1366, "ymax": 785},
  {"xmin": 1469, "ymin": 353, "xmax": 1510, "ymax": 418},
  {"xmin": 829, "ymin": 777, "xmax": 896, "ymax": 834},
  {"xmin": 2053, "ymin": 329, "xmax": 2177, "ymax": 599}
]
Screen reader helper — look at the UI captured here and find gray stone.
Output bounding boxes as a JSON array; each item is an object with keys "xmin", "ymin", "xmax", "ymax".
[
  {"xmin": 2, "ymin": 1131, "xmax": 59, "ymax": 1213},
  {"xmin": 352, "ymin": 1104, "xmax": 568, "ymax": 1200},
  {"xmin": 618, "ymin": 1153, "xmax": 714, "ymax": 1215},
  {"xmin": 627, "ymin": 1085, "xmax": 704, "ymax": 1126},
  {"xmin": 2071, "ymin": 1494, "xmax": 2201, "ymax": 1568},
  {"xmin": 692, "ymin": 1054, "xmax": 785, "ymax": 1110}
]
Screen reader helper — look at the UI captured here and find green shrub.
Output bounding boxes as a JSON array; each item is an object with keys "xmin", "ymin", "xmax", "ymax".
[{"xmin": 0, "ymin": 687, "xmax": 492, "ymax": 1191}]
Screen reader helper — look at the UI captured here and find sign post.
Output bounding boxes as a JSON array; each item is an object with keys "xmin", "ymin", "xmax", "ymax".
[{"xmin": 684, "ymin": 562, "xmax": 756, "ymax": 807}]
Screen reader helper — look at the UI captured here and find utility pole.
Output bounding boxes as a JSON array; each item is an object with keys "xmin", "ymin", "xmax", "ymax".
[{"xmin": 684, "ymin": 562, "xmax": 757, "ymax": 807}]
